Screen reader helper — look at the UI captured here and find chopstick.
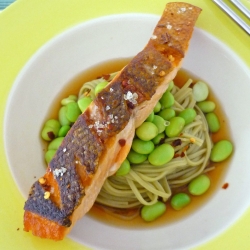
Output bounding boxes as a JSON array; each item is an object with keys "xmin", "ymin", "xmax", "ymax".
[
  {"xmin": 231, "ymin": 0, "xmax": 250, "ymax": 19},
  {"xmin": 213, "ymin": 0, "xmax": 250, "ymax": 35}
]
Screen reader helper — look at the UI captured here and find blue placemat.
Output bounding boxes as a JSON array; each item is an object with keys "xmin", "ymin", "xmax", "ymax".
[{"xmin": 0, "ymin": 0, "xmax": 15, "ymax": 10}]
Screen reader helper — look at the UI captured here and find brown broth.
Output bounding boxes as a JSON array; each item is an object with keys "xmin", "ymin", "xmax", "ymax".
[{"xmin": 45, "ymin": 59, "xmax": 232, "ymax": 228}]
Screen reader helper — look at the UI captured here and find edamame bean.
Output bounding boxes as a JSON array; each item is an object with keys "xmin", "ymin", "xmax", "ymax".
[
  {"xmin": 160, "ymin": 91, "xmax": 175, "ymax": 109},
  {"xmin": 170, "ymin": 193, "xmax": 191, "ymax": 210},
  {"xmin": 188, "ymin": 175, "xmax": 210, "ymax": 196},
  {"xmin": 141, "ymin": 201, "xmax": 166, "ymax": 222},
  {"xmin": 152, "ymin": 115, "xmax": 166, "ymax": 134},
  {"xmin": 178, "ymin": 108, "xmax": 196, "ymax": 125},
  {"xmin": 77, "ymin": 97, "xmax": 92, "ymax": 112},
  {"xmin": 210, "ymin": 140, "xmax": 233, "ymax": 162},
  {"xmin": 65, "ymin": 102, "xmax": 81, "ymax": 122},
  {"xmin": 167, "ymin": 80, "xmax": 174, "ymax": 92},
  {"xmin": 41, "ymin": 127, "xmax": 54, "ymax": 141},
  {"xmin": 44, "ymin": 119, "xmax": 61, "ymax": 130},
  {"xmin": 197, "ymin": 101, "xmax": 216, "ymax": 113},
  {"xmin": 165, "ymin": 117, "xmax": 185, "ymax": 138},
  {"xmin": 61, "ymin": 95, "xmax": 78, "ymax": 106},
  {"xmin": 205, "ymin": 112, "xmax": 220, "ymax": 133},
  {"xmin": 45, "ymin": 149, "xmax": 56, "ymax": 164},
  {"xmin": 116, "ymin": 159, "xmax": 131, "ymax": 176},
  {"xmin": 132, "ymin": 138, "xmax": 155, "ymax": 154},
  {"xmin": 41, "ymin": 119, "xmax": 61, "ymax": 141},
  {"xmin": 148, "ymin": 144, "xmax": 174, "ymax": 166},
  {"xmin": 48, "ymin": 137, "xmax": 64, "ymax": 150},
  {"xmin": 127, "ymin": 150, "xmax": 148, "ymax": 164},
  {"xmin": 59, "ymin": 106, "xmax": 71, "ymax": 126},
  {"xmin": 158, "ymin": 108, "xmax": 175, "ymax": 121},
  {"xmin": 153, "ymin": 102, "xmax": 161, "ymax": 113},
  {"xmin": 193, "ymin": 81, "xmax": 209, "ymax": 102},
  {"xmin": 58, "ymin": 125, "xmax": 71, "ymax": 137},
  {"xmin": 94, "ymin": 81, "xmax": 109, "ymax": 95},
  {"xmin": 152, "ymin": 132, "xmax": 165, "ymax": 145},
  {"xmin": 136, "ymin": 122, "xmax": 158, "ymax": 141},
  {"xmin": 145, "ymin": 112, "xmax": 154, "ymax": 122}
]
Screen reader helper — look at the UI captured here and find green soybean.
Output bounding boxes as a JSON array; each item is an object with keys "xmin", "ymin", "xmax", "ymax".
[
  {"xmin": 167, "ymin": 80, "xmax": 174, "ymax": 92},
  {"xmin": 48, "ymin": 137, "xmax": 64, "ymax": 150},
  {"xmin": 165, "ymin": 117, "xmax": 185, "ymax": 138},
  {"xmin": 58, "ymin": 125, "xmax": 71, "ymax": 137},
  {"xmin": 132, "ymin": 138, "xmax": 155, "ymax": 155},
  {"xmin": 77, "ymin": 97, "xmax": 92, "ymax": 112},
  {"xmin": 59, "ymin": 106, "xmax": 71, "ymax": 126},
  {"xmin": 205, "ymin": 112, "xmax": 220, "ymax": 133},
  {"xmin": 178, "ymin": 108, "xmax": 196, "ymax": 125},
  {"xmin": 158, "ymin": 108, "xmax": 176, "ymax": 121},
  {"xmin": 170, "ymin": 193, "xmax": 191, "ymax": 210},
  {"xmin": 210, "ymin": 140, "xmax": 233, "ymax": 162},
  {"xmin": 197, "ymin": 101, "xmax": 216, "ymax": 113},
  {"xmin": 94, "ymin": 81, "xmax": 109, "ymax": 95},
  {"xmin": 136, "ymin": 122, "xmax": 158, "ymax": 141},
  {"xmin": 193, "ymin": 81, "xmax": 209, "ymax": 102},
  {"xmin": 148, "ymin": 144, "xmax": 174, "ymax": 166},
  {"xmin": 145, "ymin": 112, "xmax": 154, "ymax": 122},
  {"xmin": 127, "ymin": 150, "xmax": 148, "ymax": 164},
  {"xmin": 41, "ymin": 127, "xmax": 54, "ymax": 141},
  {"xmin": 188, "ymin": 175, "xmax": 210, "ymax": 196},
  {"xmin": 45, "ymin": 149, "xmax": 56, "ymax": 164},
  {"xmin": 153, "ymin": 102, "xmax": 162, "ymax": 113},
  {"xmin": 152, "ymin": 115, "xmax": 166, "ymax": 134},
  {"xmin": 152, "ymin": 132, "xmax": 165, "ymax": 145},
  {"xmin": 44, "ymin": 119, "xmax": 61, "ymax": 131},
  {"xmin": 160, "ymin": 91, "xmax": 175, "ymax": 109},
  {"xmin": 61, "ymin": 95, "xmax": 77, "ymax": 106},
  {"xmin": 41, "ymin": 119, "xmax": 61, "ymax": 141},
  {"xmin": 66, "ymin": 102, "xmax": 81, "ymax": 122},
  {"xmin": 116, "ymin": 159, "xmax": 131, "ymax": 176},
  {"xmin": 141, "ymin": 201, "xmax": 166, "ymax": 222}
]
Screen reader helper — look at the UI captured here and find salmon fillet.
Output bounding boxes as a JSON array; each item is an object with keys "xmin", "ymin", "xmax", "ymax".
[{"xmin": 23, "ymin": 2, "xmax": 201, "ymax": 240}]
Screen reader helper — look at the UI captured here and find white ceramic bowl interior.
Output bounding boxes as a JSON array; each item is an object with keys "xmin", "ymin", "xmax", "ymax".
[{"xmin": 4, "ymin": 14, "xmax": 250, "ymax": 250}]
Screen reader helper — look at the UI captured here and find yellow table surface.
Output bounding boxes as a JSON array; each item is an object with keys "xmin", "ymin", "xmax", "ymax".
[{"xmin": 0, "ymin": 0, "xmax": 249, "ymax": 249}]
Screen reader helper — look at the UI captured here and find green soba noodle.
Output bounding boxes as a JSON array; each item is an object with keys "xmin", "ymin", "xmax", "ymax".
[{"xmin": 78, "ymin": 73, "xmax": 213, "ymax": 209}]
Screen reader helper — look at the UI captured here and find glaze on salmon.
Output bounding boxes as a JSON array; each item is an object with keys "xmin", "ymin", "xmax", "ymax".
[{"xmin": 24, "ymin": 2, "xmax": 202, "ymax": 240}]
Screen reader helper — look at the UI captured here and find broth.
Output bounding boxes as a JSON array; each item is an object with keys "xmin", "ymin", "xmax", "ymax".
[{"xmin": 44, "ymin": 58, "xmax": 232, "ymax": 228}]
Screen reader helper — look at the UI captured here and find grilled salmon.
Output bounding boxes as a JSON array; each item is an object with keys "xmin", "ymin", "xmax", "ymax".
[{"xmin": 23, "ymin": 2, "xmax": 201, "ymax": 240}]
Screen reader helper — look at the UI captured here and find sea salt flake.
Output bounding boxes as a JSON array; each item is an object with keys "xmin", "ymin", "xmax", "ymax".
[
  {"xmin": 110, "ymin": 88, "xmax": 113, "ymax": 92},
  {"xmin": 53, "ymin": 167, "xmax": 67, "ymax": 178},
  {"xmin": 167, "ymin": 24, "xmax": 172, "ymax": 30},
  {"xmin": 63, "ymin": 148, "xmax": 67, "ymax": 152},
  {"xmin": 151, "ymin": 34, "xmax": 157, "ymax": 40},
  {"xmin": 106, "ymin": 105, "xmax": 110, "ymax": 111},
  {"xmin": 124, "ymin": 91, "xmax": 138, "ymax": 105}
]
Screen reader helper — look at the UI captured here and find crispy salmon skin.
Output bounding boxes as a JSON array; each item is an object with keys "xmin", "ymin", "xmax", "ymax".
[{"xmin": 24, "ymin": 2, "xmax": 201, "ymax": 240}]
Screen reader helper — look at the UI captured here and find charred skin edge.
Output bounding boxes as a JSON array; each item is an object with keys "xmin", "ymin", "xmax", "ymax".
[{"xmin": 23, "ymin": 2, "xmax": 201, "ymax": 239}]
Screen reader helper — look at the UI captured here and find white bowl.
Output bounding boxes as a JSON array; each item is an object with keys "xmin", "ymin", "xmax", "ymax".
[{"xmin": 4, "ymin": 13, "xmax": 250, "ymax": 250}]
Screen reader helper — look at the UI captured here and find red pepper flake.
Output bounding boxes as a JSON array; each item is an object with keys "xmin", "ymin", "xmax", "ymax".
[
  {"xmin": 47, "ymin": 131, "xmax": 55, "ymax": 140},
  {"xmin": 127, "ymin": 102, "xmax": 135, "ymax": 109},
  {"xmin": 102, "ymin": 74, "xmax": 110, "ymax": 80},
  {"xmin": 222, "ymin": 183, "xmax": 229, "ymax": 189},
  {"xmin": 172, "ymin": 139, "xmax": 182, "ymax": 147},
  {"xmin": 174, "ymin": 153, "xmax": 180, "ymax": 158},
  {"xmin": 118, "ymin": 139, "xmax": 126, "ymax": 147},
  {"xmin": 180, "ymin": 152, "xmax": 185, "ymax": 157}
]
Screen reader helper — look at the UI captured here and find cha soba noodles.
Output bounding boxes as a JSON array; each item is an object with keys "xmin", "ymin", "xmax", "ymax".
[{"xmin": 41, "ymin": 66, "xmax": 233, "ymax": 223}]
